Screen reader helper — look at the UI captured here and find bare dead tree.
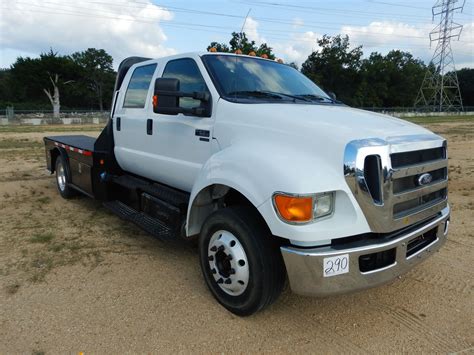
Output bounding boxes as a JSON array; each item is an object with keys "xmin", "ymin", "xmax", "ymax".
[{"xmin": 43, "ymin": 74, "xmax": 73, "ymax": 119}]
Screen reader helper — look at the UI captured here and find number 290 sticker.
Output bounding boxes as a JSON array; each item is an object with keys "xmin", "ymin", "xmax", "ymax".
[{"xmin": 323, "ymin": 254, "xmax": 349, "ymax": 277}]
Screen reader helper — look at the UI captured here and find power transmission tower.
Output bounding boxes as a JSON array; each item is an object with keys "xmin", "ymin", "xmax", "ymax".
[{"xmin": 415, "ymin": 0, "xmax": 465, "ymax": 112}]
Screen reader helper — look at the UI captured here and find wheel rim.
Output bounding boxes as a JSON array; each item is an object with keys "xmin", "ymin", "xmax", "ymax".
[
  {"xmin": 208, "ymin": 230, "xmax": 249, "ymax": 296},
  {"xmin": 57, "ymin": 162, "xmax": 66, "ymax": 192}
]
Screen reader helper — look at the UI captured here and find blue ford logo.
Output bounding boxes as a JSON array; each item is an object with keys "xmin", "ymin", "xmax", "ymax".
[{"xmin": 417, "ymin": 173, "xmax": 433, "ymax": 186}]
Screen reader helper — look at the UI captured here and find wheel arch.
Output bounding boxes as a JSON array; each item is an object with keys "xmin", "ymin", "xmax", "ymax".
[
  {"xmin": 186, "ymin": 183, "xmax": 271, "ymax": 238},
  {"xmin": 49, "ymin": 147, "xmax": 61, "ymax": 173}
]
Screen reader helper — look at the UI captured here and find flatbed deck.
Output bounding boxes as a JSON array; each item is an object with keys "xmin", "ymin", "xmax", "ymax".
[{"xmin": 44, "ymin": 135, "xmax": 96, "ymax": 155}]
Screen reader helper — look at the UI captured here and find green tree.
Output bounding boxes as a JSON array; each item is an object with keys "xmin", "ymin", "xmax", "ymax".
[
  {"xmin": 301, "ymin": 35, "xmax": 363, "ymax": 105},
  {"xmin": 457, "ymin": 68, "xmax": 474, "ymax": 107},
  {"xmin": 207, "ymin": 32, "xmax": 276, "ymax": 59},
  {"xmin": 71, "ymin": 48, "xmax": 115, "ymax": 111},
  {"xmin": 357, "ymin": 50, "xmax": 426, "ymax": 107}
]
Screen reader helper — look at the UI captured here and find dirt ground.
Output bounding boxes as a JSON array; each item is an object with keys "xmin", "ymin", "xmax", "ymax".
[{"xmin": 0, "ymin": 122, "xmax": 473, "ymax": 354}]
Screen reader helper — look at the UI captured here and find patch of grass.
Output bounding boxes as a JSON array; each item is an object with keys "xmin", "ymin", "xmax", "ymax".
[
  {"xmin": 0, "ymin": 124, "xmax": 104, "ymax": 134},
  {"xmin": 48, "ymin": 243, "xmax": 65, "ymax": 253},
  {"xmin": 29, "ymin": 232, "xmax": 55, "ymax": 244},
  {"xmin": 36, "ymin": 196, "xmax": 51, "ymax": 204},
  {"xmin": 402, "ymin": 115, "xmax": 474, "ymax": 124},
  {"xmin": 5, "ymin": 282, "xmax": 21, "ymax": 294},
  {"xmin": 0, "ymin": 138, "xmax": 43, "ymax": 150},
  {"xmin": 32, "ymin": 350, "xmax": 45, "ymax": 355}
]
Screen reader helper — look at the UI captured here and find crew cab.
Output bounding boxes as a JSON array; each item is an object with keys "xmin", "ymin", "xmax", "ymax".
[{"xmin": 44, "ymin": 52, "xmax": 450, "ymax": 316}]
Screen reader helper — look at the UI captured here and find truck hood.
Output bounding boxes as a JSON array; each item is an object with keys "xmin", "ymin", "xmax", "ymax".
[
  {"xmin": 216, "ymin": 101, "xmax": 432, "ymax": 144},
  {"xmin": 213, "ymin": 100, "xmax": 440, "ymax": 195}
]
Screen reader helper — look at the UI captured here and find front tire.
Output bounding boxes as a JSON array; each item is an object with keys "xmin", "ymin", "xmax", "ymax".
[
  {"xmin": 199, "ymin": 207, "xmax": 286, "ymax": 316},
  {"xmin": 55, "ymin": 155, "xmax": 76, "ymax": 199}
]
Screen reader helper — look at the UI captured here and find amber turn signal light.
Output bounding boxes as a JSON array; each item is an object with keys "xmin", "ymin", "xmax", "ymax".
[{"xmin": 273, "ymin": 194, "xmax": 313, "ymax": 223}]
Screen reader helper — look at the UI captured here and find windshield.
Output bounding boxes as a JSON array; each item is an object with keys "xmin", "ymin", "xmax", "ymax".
[{"xmin": 202, "ymin": 54, "xmax": 332, "ymax": 103}]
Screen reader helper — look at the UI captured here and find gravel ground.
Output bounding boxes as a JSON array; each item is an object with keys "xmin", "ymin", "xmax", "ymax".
[{"xmin": 0, "ymin": 122, "xmax": 473, "ymax": 353}]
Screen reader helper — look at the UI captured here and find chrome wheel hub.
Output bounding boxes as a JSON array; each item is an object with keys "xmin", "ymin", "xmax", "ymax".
[
  {"xmin": 208, "ymin": 230, "xmax": 249, "ymax": 296},
  {"xmin": 57, "ymin": 162, "xmax": 66, "ymax": 192}
]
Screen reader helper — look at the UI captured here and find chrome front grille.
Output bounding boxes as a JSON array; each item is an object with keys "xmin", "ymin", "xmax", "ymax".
[{"xmin": 344, "ymin": 135, "xmax": 448, "ymax": 233}]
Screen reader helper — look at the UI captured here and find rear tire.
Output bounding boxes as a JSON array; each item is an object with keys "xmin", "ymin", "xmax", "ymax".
[
  {"xmin": 199, "ymin": 206, "xmax": 286, "ymax": 316},
  {"xmin": 55, "ymin": 155, "xmax": 76, "ymax": 199}
]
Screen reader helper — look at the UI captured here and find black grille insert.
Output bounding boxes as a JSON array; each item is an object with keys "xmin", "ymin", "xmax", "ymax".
[
  {"xmin": 364, "ymin": 154, "xmax": 383, "ymax": 204},
  {"xmin": 359, "ymin": 248, "xmax": 396, "ymax": 272},
  {"xmin": 393, "ymin": 167, "xmax": 447, "ymax": 194},
  {"xmin": 393, "ymin": 188, "xmax": 447, "ymax": 219},
  {"xmin": 391, "ymin": 147, "xmax": 445, "ymax": 168},
  {"xmin": 406, "ymin": 227, "xmax": 437, "ymax": 257}
]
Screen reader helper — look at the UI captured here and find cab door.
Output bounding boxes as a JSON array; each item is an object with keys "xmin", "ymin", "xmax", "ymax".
[
  {"xmin": 147, "ymin": 57, "xmax": 215, "ymax": 192},
  {"xmin": 113, "ymin": 63, "xmax": 158, "ymax": 176}
]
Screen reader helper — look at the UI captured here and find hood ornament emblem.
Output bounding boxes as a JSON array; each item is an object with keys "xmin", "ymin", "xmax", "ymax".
[{"xmin": 417, "ymin": 173, "xmax": 433, "ymax": 186}]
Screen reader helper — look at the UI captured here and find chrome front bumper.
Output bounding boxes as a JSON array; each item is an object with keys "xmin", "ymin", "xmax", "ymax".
[{"xmin": 281, "ymin": 206, "xmax": 450, "ymax": 297}]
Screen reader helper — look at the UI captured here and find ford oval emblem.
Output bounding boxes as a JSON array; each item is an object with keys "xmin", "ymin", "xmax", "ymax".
[{"xmin": 417, "ymin": 173, "xmax": 433, "ymax": 186}]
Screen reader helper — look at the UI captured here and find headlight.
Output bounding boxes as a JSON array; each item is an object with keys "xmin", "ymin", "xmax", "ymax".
[
  {"xmin": 313, "ymin": 192, "xmax": 334, "ymax": 218},
  {"xmin": 273, "ymin": 191, "xmax": 335, "ymax": 224}
]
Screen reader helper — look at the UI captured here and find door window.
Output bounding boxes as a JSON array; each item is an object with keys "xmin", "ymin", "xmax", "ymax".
[
  {"xmin": 123, "ymin": 64, "xmax": 157, "ymax": 108},
  {"xmin": 162, "ymin": 58, "xmax": 209, "ymax": 109}
]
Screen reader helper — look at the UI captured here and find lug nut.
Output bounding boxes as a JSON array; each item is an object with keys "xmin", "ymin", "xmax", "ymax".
[
  {"xmin": 208, "ymin": 255, "xmax": 214, "ymax": 261},
  {"xmin": 225, "ymin": 279, "xmax": 232, "ymax": 284},
  {"xmin": 210, "ymin": 246, "xmax": 217, "ymax": 252},
  {"xmin": 217, "ymin": 278, "xmax": 224, "ymax": 284},
  {"xmin": 218, "ymin": 245, "xmax": 225, "ymax": 252},
  {"xmin": 211, "ymin": 268, "xmax": 217, "ymax": 274}
]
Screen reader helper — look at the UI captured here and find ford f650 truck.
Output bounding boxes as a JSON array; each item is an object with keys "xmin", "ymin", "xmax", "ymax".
[{"xmin": 44, "ymin": 52, "xmax": 450, "ymax": 316}]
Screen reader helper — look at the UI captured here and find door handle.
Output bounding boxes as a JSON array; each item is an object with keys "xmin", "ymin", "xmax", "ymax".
[
  {"xmin": 116, "ymin": 117, "xmax": 121, "ymax": 131},
  {"xmin": 147, "ymin": 119, "xmax": 153, "ymax": 135}
]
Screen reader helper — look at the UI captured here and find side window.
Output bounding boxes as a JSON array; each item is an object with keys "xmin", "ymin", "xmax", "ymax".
[
  {"xmin": 123, "ymin": 64, "xmax": 157, "ymax": 108},
  {"xmin": 162, "ymin": 58, "xmax": 209, "ymax": 109}
]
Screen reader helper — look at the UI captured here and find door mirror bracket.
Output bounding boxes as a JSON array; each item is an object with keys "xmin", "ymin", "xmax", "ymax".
[{"xmin": 153, "ymin": 78, "xmax": 211, "ymax": 117}]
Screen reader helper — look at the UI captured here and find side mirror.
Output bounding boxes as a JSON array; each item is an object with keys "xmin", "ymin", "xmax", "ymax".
[
  {"xmin": 328, "ymin": 91, "xmax": 337, "ymax": 101},
  {"xmin": 153, "ymin": 77, "xmax": 211, "ymax": 117}
]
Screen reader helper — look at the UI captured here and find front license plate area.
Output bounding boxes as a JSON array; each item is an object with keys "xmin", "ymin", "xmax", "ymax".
[{"xmin": 323, "ymin": 254, "xmax": 349, "ymax": 277}]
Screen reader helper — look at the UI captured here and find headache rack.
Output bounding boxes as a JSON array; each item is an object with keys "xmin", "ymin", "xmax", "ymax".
[{"xmin": 344, "ymin": 135, "xmax": 448, "ymax": 233}]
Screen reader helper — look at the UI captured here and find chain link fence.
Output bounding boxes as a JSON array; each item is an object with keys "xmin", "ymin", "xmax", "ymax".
[{"xmin": 0, "ymin": 108, "xmax": 109, "ymax": 126}]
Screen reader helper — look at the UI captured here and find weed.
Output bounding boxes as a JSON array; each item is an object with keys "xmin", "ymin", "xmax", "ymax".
[
  {"xmin": 5, "ymin": 282, "xmax": 21, "ymax": 294},
  {"xmin": 30, "ymin": 232, "xmax": 54, "ymax": 244},
  {"xmin": 36, "ymin": 196, "xmax": 51, "ymax": 204}
]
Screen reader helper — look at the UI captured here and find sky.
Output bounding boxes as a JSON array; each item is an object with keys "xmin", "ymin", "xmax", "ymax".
[{"xmin": 0, "ymin": 0, "xmax": 473, "ymax": 70}]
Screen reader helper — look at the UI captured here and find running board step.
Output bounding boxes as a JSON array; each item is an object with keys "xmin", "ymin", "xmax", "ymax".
[
  {"xmin": 112, "ymin": 175, "xmax": 189, "ymax": 208},
  {"xmin": 104, "ymin": 200, "xmax": 175, "ymax": 241}
]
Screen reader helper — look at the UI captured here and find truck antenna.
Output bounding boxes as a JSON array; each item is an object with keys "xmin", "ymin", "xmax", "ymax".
[{"xmin": 239, "ymin": 8, "xmax": 252, "ymax": 49}]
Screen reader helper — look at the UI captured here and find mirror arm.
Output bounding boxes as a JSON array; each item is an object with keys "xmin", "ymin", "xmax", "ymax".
[
  {"xmin": 155, "ymin": 106, "xmax": 206, "ymax": 116},
  {"xmin": 155, "ymin": 90, "xmax": 210, "ymax": 102}
]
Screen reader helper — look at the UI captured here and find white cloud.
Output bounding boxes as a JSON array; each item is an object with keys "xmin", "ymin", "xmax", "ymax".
[
  {"xmin": 340, "ymin": 20, "xmax": 473, "ymax": 68},
  {"xmin": 269, "ymin": 20, "xmax": 473, "ymax": 68},
  {"xmin": 0, "ymin": 0, "xmax": 177, "ymax": 68},
  {"xmin": 292, "ymin": 17, "xmax": 305, "ymax": 29},
  {"xmin": 243, "ymin": 17, "xmax": 266, "ymax": 44},
  {"xmin": 273, "ymin": 31, "xmax": 322, "ymax": 65}
]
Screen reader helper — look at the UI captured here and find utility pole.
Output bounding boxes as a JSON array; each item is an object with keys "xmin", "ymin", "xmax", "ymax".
[{"xmin": 415, "ymin": 0, "xmax": 465, "ymax": 112}]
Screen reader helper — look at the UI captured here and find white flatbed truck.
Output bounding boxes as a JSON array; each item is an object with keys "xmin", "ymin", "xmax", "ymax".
[{"xmin": 44, "ymin": 52, "xmax": 450, "ymax": 315}]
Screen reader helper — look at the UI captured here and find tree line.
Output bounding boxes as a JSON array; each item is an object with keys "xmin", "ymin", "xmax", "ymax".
[
  {"xmin": 0, "ymin": 34, "xmax": 472, "ymax": 114},
  {"xmin": 0, "ymin": 48, "xmax": 115, "ymax": 112}
]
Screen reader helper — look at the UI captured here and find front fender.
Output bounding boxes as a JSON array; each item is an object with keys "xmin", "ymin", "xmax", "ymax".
[{"xmin": 186, "ymin": 141, "xmax": 369, "ymax": 240}]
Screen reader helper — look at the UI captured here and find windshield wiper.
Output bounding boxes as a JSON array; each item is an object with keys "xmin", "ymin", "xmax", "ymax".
[
  {"xmin": 296, "ymin": 94, "xmax": 334, "ymax": 102},
  {"xmin": 227, "ymin": 90, "xmax": 310, "ymax": 102}
]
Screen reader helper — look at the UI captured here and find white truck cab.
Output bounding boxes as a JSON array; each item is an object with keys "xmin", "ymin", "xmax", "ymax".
[{"xmin": 45, "ymin": 52, "xmax": 450, "ymax": 315}]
